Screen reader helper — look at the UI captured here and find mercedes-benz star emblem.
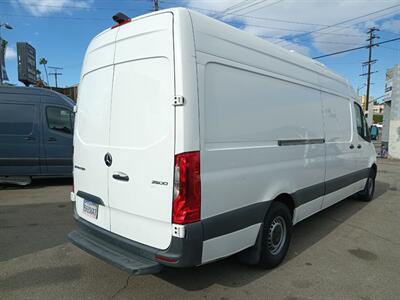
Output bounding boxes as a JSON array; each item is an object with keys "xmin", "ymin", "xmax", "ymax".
[{"xmin": 104, "ymin": 153, "xmax": 112, "ymax": 167}]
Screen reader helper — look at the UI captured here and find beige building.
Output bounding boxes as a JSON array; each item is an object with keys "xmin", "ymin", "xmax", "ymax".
[{"xmin": 373, "ymin": 104, "xmax": 384, "ymax": 116}]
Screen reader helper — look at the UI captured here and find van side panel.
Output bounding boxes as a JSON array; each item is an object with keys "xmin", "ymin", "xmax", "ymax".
[
  {"xmin": 0, "ymin": 94, "xmax": 41, "ymax": 176},
  {"xmin": 189, "ymin": 10, "xmax": 371, "ymax": 263},
  {"xmin": 196, "ymin": 58, "xmax": 325, "ymax": 262},
  {"xmin": 174, "ymin": 10, "xmax": 200, "ymax": 154}
]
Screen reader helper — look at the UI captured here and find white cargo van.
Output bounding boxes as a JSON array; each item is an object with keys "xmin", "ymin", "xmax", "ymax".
[{"xmin": 68, "ymin": 8, "xmax": 377, "ymax": 274}]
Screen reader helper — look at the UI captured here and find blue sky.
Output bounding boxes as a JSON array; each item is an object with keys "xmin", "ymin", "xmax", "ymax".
[{"xmin": 2, "ymin": 0, "xmax": 400, "ymax": 100}]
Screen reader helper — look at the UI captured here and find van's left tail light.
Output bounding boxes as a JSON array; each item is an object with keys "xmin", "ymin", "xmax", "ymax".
[{"xmin": 172, "ymin": 151, "xmax": 201, "ymax": 224}]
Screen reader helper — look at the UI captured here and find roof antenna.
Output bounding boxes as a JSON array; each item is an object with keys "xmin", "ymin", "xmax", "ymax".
[{"xmin": 112, "ymin": 12, "xmax": 130, "ymax": 24}]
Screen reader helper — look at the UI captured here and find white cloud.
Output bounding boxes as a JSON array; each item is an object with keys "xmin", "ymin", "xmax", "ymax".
[
  {"xmin": 381, "ymin": 19, "xmax": 400, "ymax": 33},
  {"xmin": 242, "ymin": 25, "xmax": 311, "ymax": 56},
  {"xmin": 311, "ymin": 27, "xmax": 366, "ymax": 54},
  {"xmin": 5, "ymin": 47, "xmax": 17, "ymax": 60},
  {"xmin": 11, "ymin": 0, "xmax": 92, "ymax": 16},
  {"xmin": 183, "ymin": 0, "xmax": 400, "ymax": 55}
]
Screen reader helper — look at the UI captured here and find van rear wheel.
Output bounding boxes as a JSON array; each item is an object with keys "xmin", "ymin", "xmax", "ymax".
[{"xmin": 258, "ymin": 202, "xmax": 292, "ymax": 269}]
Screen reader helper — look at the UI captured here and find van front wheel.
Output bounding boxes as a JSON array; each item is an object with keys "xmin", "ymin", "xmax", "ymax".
[
  {"xmin": 258, "ymin": 202, "xmax": 292, "ymax": 269},
  {"xmin": 357, "ymin": 169, "xmax": 376, "ymax": 202}
]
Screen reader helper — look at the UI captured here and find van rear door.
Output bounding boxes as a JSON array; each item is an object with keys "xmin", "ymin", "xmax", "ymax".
[
  {"xmin": 74, "ymin": 28, "xmax": 118, "ymax": 231},
  {"xmin": 107, "ymin": 13, "xmax": 175, "ymax": 250}
]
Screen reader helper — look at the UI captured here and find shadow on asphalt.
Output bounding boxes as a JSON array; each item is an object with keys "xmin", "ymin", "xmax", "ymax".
[
  {"xmin": 156, "ymin": 180, "xmax": 390, "ymax": 291},
  {"xmin": 0, "ymin": 266, "xmax": 81, "ymax": 291},
  {"xmin": 0, "ymin": 177, "xmax": 72, "ymax": 190}
]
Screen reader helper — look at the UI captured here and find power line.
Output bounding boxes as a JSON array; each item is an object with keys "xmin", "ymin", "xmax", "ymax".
[
  {"xmin": 48, "ymin": 66, "xmax": 63, "ymax": 88},
  {"xmin": 274, "ymin": 3, "xmax": 400, "ymax": 46},
  {"xmin": 0, "ymin": 9, "xmax": 152, "ymax": 21},
  {"xmin": 158, "ymin": 0, "xmax": 358, "ymax": 27},
  {"xmin": 312, "ymin": 36, "xmax": 400, "ymax": 59},
  {"xmin": 0, "ymin": 0, "xmax": 151, "ymax": 9},
  {"xmin": 222, "ymin": 0, "xmax": 253, "ymax": 14},
  {"xmin": 159, "ymin": 0, "xmax": 400, "ymax": 41},
  {"xmin": 242, "ymin": 22, "xmax": 366, "ymax": 37},
  {"xmin": 0, "ymin": 13, "xmax": 107, "ymax": 21},
  {"xmin": 236, "ymin": 0, "xmax": 285, "ymax": 15},
  {"xmin": 276, "ymin": 8, "xmax": 400, "ymax": 48},
  {"xmin": 226, "ymin": 0, "xmax": 268, "ymax": 14}
]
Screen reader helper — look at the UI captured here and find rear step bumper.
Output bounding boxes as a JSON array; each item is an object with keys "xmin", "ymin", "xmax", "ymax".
[
  {"xmin": 68, "ymin": 208, "xmax": 203, "ymax": 274},
  {"xmin": 68, "ymin": 229, "xmax": 162, "ymax": 275}
]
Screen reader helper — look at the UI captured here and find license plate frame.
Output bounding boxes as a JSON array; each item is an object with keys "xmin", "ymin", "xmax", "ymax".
[{"xmin": 83, "ymin": 199, "xmax": 99, "ymax": 220}]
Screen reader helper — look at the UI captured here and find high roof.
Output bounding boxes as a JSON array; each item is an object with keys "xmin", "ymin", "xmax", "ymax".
[{"xmin": 0, "ymin": 86, "xmax": 75, "ymax": 106}]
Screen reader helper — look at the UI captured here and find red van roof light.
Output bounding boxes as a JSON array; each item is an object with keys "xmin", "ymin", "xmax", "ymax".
[{"xmin": 111, "ymin": 12, "xmax": 131, "ymax": 29}]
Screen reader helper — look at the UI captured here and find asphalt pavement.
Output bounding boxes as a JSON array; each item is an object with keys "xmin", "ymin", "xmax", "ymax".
[{"xmin": 0, "ymin": 160, "xmax": 399, "ymax": 300}]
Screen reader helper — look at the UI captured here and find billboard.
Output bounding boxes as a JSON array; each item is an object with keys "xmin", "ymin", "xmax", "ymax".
[
  {"xmin": 17, "ymin": 42, "xmax": 37, "ymax": 86},
  {"xmin": 0, "ymin": 38, "xmax": 9, "ymax": 83},
  {"xmin": 384, "ymin": 68, "xmax": 394, "ymax": 102}
]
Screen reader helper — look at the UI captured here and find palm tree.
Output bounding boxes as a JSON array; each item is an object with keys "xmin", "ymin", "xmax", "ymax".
[{"xmin": 39, "ymin": 57, "xmax": 49, "ymax": 85}]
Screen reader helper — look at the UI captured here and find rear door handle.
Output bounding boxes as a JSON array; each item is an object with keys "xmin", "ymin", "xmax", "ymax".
[
  {"xmin": 112, "ymin": 172, "xmax": 129, "ymax": 182},
  {"xmin": 48, "ymin": 137, "xmax": 57, "ymax": 142},
  {"xmin": 357, "ymin": 144, "xmax": 362, "ymax": 149},
  {"xmin": 24, "ymin": 136, "xmax": 35, "ymax": 141},
  {"xmin": 349, "ymin": 144, "xmax": 355, "ymax": 149}
]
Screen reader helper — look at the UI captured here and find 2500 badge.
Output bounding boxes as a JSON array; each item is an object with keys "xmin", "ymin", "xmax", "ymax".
[{"xmin": 151, "ymin": 180, "xmax": 168, "ymax": 186}]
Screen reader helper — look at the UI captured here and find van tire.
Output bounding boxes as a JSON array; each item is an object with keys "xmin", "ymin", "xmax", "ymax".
[
  {"xmin": 357, "ymin": 168, "xmax": 376, "ymax": 202},
  {"xmin": 258, "ymin": 201, "xmax": 292, "ymax": 269}
]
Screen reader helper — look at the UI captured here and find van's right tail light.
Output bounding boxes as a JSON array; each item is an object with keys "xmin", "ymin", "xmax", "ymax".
[{"xmin": 172, "ymin": 151, "xmax": 201, "ymax": 224}]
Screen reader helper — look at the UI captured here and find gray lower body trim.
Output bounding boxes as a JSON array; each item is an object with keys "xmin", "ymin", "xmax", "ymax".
[
  {"xmin": 202, "ymin": 201, "xmax": 271, "ymax": 241},
  {"xmin": 202, "ymin": 168, "xmax": 371, "ymax": 241},
  {"xmin": 0, "ymin": 158, "xmax": 39, "ymax": 166},
  {"xmin": 292, "ymin": 168, "xmax": 371, "ymax": 207},
  {"xmin": 46, "ymin": 158, "xmax": 73, "ymax": 166},
  {"xmin": 325, "ymin": 168, "xmax": 370, "ymax": 194},
  {"xmin": 0, "ymin": 157, "xmax": 72, "ymax": 166}
]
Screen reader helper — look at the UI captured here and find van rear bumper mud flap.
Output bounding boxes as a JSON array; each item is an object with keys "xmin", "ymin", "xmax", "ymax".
[{"xmin": 68, "ymin": 208, "xmax": 203, "ymax": 274}]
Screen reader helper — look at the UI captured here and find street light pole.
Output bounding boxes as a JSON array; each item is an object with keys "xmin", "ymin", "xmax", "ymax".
[{"xmin": 0, "ymin": 22, "xmax": 13, "ymax": 85}]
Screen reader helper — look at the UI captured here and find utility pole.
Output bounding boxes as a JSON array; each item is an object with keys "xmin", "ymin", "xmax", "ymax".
[
  {"xmin": 360, "ymin": 27, "xmax": 380, "ymax": 112},
  {"xmin": 153, "ymin": 0, "xmax": 159, "ymax": 11},
  {"xmin": 48, "ymin": 66, "xmax": 63, "ymax": 88}
]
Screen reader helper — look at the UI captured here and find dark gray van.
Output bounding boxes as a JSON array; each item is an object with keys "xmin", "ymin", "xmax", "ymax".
[{"xmin": 0, "ymin": 86, "xmax": 74, "ymax": 184}]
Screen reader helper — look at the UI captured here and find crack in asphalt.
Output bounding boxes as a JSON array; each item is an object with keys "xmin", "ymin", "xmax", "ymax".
[{"xmin": 110, "ymin": 274, "xmax": 133, "ymax": 299}]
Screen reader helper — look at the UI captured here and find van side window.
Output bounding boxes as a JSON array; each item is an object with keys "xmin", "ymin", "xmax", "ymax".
[
  {"xmin": 353, "ymin": 102, "xmax": 371, "ymax": 142},
  {"xmin": 0, "ymin": 103, "xmax": 34, "ymax": 135},
  {"xmin": 46, "ymin": 106, "xmax": 74, "ymax": 134}
]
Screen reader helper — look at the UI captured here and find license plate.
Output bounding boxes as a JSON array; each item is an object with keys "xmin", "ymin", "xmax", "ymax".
[{"xmin": 83, "ymin": 200, "xmax": 99, "ymax": 219}]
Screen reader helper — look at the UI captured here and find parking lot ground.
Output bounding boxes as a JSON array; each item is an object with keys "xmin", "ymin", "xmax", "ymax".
[{"xmin": 0, "ymin": 159, "xmax": 400, "ymax": 300}]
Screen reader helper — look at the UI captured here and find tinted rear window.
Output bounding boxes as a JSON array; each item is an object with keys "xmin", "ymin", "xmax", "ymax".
[{"xmin": 0, "ymin": 103, "xmax": 34, "ymax": 135}]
